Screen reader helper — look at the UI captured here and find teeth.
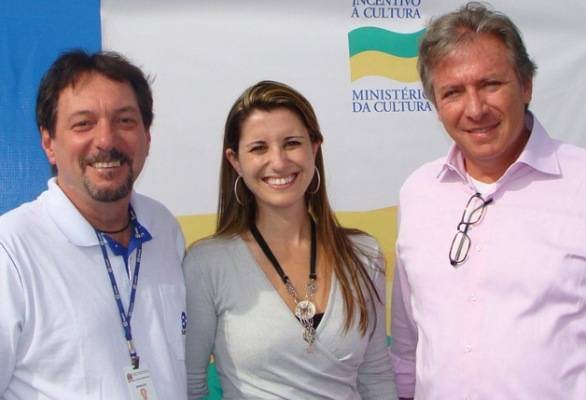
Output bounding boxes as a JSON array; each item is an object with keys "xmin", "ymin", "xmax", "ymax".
[
  {"xmin": 93, "ymin": 161, "xmax": 121, "ymax": 168},
  {"xmin": 469, "ymin": 123, "xmax": 498, "ymax": 133},
  {"xmin": 266, "ymin": 175, "xmax": 295, "ymax": 185}
]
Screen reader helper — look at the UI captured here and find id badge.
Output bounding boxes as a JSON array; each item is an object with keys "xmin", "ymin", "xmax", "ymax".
[{"xmin": 124, "ymin": 364, "xmax": 159, "ymax": 400}]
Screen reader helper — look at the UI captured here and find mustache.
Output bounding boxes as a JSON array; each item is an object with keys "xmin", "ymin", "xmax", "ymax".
[{"xmin": 81, "ymin": 148, "xmax": 130, "ymax": 167}]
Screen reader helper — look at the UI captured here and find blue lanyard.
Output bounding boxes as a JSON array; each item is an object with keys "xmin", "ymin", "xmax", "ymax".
[{"xmin": 95, "ymin": 208, "xmax": 143, "ymax": 369}]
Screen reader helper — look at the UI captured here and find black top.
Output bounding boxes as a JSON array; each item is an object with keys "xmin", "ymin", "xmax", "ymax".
[{"xmin": 297, "ymin": 312, "xmax": 324, "ymax": 329}]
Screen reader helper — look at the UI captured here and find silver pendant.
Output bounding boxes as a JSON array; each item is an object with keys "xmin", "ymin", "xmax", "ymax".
[
  {"xmin": 295, "ymin": 299, "xmax": 316, "ymax": 320},
  {"xmin": 303, "ymin": 326, "xmax": 316, "ymax": 352}
]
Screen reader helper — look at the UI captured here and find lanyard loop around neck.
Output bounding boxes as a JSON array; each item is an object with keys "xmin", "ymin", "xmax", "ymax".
[
  {"xmin": 249, "ymin": 217, "xmax": 318, "ymax": 349},
  {"xmin": 250, "ymin": 218, "xmax": 317, "ymax": 285},
  {"xmin": 95, "ymin": 207, "xmax": 143, "ymax": 369}
]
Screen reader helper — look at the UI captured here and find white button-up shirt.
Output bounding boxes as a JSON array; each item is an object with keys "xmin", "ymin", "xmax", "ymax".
[{"xmin": 391, "ymin": 118, "xmax": 586, "ymax": 399}]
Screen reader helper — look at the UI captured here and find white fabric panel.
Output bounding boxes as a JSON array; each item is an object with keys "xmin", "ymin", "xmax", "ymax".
[{"xmin": 101, "ymin": 0, "xmax": 586, "ymax": 215}]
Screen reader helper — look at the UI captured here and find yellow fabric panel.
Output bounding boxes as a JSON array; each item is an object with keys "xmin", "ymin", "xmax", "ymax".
[
  {"xmin": 177, "ymin": 214, "xmax": 216, "ymax": 249},
  {"xmin": 350, "ymin": 50, "xmax": 419, "ymax": 82}
]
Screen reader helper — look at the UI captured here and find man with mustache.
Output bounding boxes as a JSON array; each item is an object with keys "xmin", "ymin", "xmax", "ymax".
[
  {"xmin": 0, "ymin": 51, "xmax": 187, "ymax": 400},
  {"xmin": 391, "ymin": 2, "xmax": 586, "ymax": 399}
]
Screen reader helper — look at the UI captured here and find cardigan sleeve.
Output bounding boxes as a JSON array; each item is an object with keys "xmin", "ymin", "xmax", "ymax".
[
  {"xmin": 183, "ymin": 243, "xmax": 218, "ymax": 400},
  {"xmin": 389, "ymin": 252, "xmax": 418, "ymax": 398},
  {"xmin": 356, "ymin": 238, "xmax": 398, "ymax": 400}
]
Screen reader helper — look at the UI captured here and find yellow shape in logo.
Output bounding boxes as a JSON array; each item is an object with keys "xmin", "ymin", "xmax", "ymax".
[{"xmin": 350, "ymin": 50, "xmax": 419, "ymax": 82}]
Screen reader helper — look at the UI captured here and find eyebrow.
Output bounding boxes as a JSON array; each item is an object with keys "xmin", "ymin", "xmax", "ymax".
[
  {"xmin": 65, "ymin": 110, "xmax": 94, "ymax": 121},
  {"xmin": 114, "ymin": 105, "xmax": 140, "ymax": 114},
  {"xmin": 284, "ymin": 135, "xmax": 306, "ymax": 140},
  {"xmin": 65, "ymin": 105, "xmax": 140, "ymax": 120},
  {"xmin": 243, "ymin": 134, "xmax": 307, "ymax": 148},
  {"xmin": 436, "ymin": 83, "xmax": 462, "ymax": 92},
  {"xmin": 243, "ymin": 140, "xmax": 266, "ymax": 149}
]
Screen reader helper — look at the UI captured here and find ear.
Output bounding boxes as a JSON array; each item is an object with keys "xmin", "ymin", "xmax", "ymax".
[
  {"xmin": 145, "ymin": 130, "xmax": 152, "ymax": 157},
  {"xmin": 522, "ymin": 78, "xmax": 533, "ymax": 106},
  {"xmin": 311, "ymin": 140, "xmax": 321, "ymax": 160},
  {"xmin": 437, "ymin": 108, "xmax": 444, "ymax": 124},
  {"xmin": 40, "ymin": 127, "xmax": 57, "ymax": 166},
  {"xmin": 225, "ymin": 148, "xmax": 242, "ymax": 176}
]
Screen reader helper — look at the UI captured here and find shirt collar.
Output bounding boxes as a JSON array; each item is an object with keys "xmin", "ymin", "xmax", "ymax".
[
  {"xmin": 437, "ymin": 114, "xmax": 561, "ymax": 182},
  {"xmin": 45, "ymin": 178, "xmax": 153, "ymax": 247},
  {"xmin": 102, "ymin": 221, "xmax": 152, "ymax": 270}
]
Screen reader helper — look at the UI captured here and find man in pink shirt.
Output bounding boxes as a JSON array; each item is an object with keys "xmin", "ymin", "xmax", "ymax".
[{"xmin": 391, "ymin": 2, "xmax": 586, "ymax": 399}]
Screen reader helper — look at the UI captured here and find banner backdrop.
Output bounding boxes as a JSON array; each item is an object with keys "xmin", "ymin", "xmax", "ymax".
[
  {"xmin": 99, "ymin": 0, "xmax": 586, "ymax": 336},
  {"xmin": 1, "ymin": 2, "xmax": 586, "ymax": 397},
  {"xmin": 101, "ymin": 0, "xmax": 586, "ymax": 217}
]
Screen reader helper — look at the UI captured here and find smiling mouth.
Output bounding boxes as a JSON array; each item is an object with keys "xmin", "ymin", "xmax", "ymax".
[
  {"xmin": 83, "ymin": 148, "xmax": 130, "ymax": 172},
  {"xmin": 91, "ymin": 160, "xmax": 123, "ymax": 169},
  {"xmin": 465, "ymin": 122, "xmax": 500, "ymax": 134},
  {"xmin": 264, "ymin": 173, "xmax": 297, "ymax": 187}
]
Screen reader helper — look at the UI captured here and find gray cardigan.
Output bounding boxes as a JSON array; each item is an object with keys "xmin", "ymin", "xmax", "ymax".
[{"xmin": 184, "ymin": 234, "xmax": 397, "ymax": 400}]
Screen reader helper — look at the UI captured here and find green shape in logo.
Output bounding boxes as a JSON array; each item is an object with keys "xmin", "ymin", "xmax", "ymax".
[{"xmin": 348, "ymin": 26, "xmax": 425, "ymax": 82}]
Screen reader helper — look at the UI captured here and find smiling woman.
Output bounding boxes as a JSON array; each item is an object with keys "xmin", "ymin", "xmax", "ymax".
[
  {"xmin": 225, "ymin": 107, "xmax": 319, "ymax": 214},
  {"xmin": 183, "ymin": 80, "xmax": 397, "ymax": 400}
]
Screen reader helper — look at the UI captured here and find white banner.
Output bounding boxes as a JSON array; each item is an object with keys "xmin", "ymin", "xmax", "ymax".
[{"xmin": 101, "ymin": 0, "xmax": 586, "ymax": 216}]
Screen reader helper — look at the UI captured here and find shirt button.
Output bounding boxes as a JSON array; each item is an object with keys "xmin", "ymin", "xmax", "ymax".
[
  {"xmin": 475, "ymin": 244, "xmax": 482, "ymax": 252},
  {"xmin": 469, "ymin": 294, "xmax": 477, "ymax": 302},
  {"xmin": 465, "ymin": 344, "xmax": 472, "ymax": 353}
]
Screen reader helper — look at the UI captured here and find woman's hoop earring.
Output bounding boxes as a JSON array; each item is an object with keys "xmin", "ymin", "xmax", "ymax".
[
  {"xmin": 307, "ymin": 166, "xmax": 321, "ymax": 195},
  {"xmin": 234, "ymin": 176, "xmax": 244, "ymax": 206}
]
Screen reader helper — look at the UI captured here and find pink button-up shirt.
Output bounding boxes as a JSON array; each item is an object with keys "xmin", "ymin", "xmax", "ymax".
[{"xmin": 391, "ymin": 117, "xmax": 586, "ymax": 399}]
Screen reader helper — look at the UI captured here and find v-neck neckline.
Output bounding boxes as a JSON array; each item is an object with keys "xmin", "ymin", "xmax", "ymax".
[{"xmin": 236, "ymin": 234, "xmax": 335, "ymax": 336}]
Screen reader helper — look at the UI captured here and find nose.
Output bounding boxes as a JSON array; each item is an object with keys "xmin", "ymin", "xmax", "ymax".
[
  {"xmin": 464, "ymin": 89, "xmax": 486, "ymax": 121},
  {"xmin": 94, "ymin": 120, "xmax": 116, "ymax": 150},
  {"xmin": 268, "ymin": 146, "xmax": 288, "ymax": 170}
]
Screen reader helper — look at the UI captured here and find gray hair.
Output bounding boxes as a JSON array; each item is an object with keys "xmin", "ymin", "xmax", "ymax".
[{"xmin": 418, "ymin": 1, "xmax": 537, "ymax": 105}]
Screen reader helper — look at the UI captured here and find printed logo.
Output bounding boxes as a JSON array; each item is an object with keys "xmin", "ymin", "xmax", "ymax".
[
  {"xmin": 347, "ymin": 1, "xmax": 432, "ymax": 113},
  {"xmin": 351, "ymin": 0, "xmax": 423, "ymax": 19},
  {"xmin": 348, "ymin": 26, "xmax": 424, "ymax": 82},
  {"xmin": 181, "ymin": 311, "xmax": 187, "ymax": 335}
]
